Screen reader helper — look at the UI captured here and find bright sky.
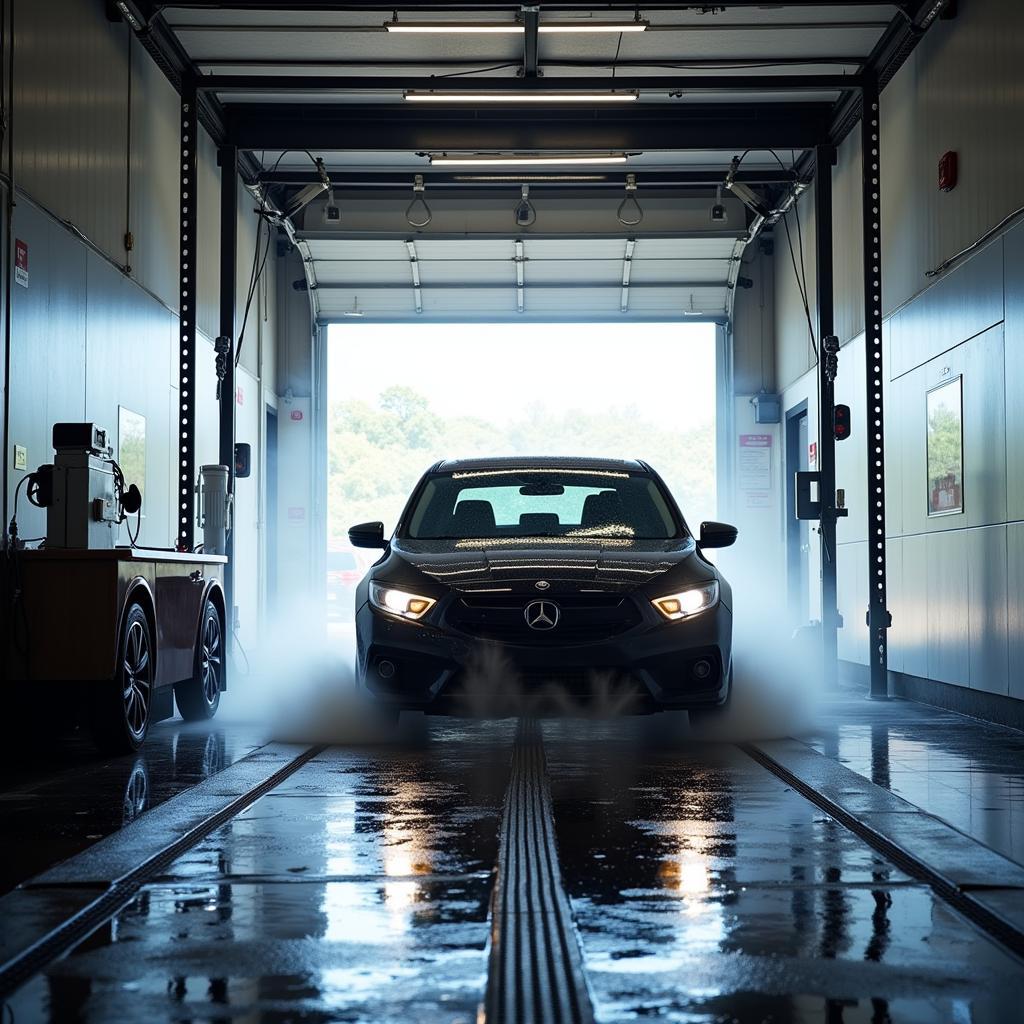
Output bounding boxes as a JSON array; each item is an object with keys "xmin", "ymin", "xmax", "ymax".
[{"xmin": 327, "ymin": 321, "xmax": 717, "ymax": 428}]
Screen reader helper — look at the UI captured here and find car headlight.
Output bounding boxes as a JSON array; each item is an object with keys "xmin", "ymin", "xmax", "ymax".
[
  {"xmin": 369, "ymin": 582, "xmax": 436, "ymax": 621},
  {"xmin": 651, "ymin": 581, "xmax": 719, "ymax": 621}
]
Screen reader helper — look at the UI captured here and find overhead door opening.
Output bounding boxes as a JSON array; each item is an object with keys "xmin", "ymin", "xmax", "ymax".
[{"xmin": 326, "ymin": 321, "xmax": 717, "ymax": 620}]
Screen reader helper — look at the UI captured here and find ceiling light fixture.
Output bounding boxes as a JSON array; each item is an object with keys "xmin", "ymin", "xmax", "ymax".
[
  {"xmin": 430, "ymin": 154, "xmax": 631, "ymax": 167},
  {"xmin": 384, "ymin": 21, "xmax": 647, "ymax": 34},
  {"xmin": 404, "ymin": 91, "xmax": 639, "ymax": 104}
]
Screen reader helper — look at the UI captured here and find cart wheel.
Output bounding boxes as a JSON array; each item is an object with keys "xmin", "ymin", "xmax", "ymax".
[
  {"xmin": 91, "ymin": 602, "xmax": 153, "ymax": 753},
  {"xmin": 175, "ymin": 599, "xmax": 223, "ymax": 721}
]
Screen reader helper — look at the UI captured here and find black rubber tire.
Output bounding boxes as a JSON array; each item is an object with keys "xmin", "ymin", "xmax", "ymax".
[
  {"xmin": 91, "ymin": 602, "xmax": 153, "ymax": 753},
  {"xmin": 175, "ymin": 599, "xmax": 223, "ymax": 721}
]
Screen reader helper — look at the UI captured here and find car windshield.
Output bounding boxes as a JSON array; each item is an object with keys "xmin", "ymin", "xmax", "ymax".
[{"xmin": 404, "ymin": 469, "xmax": 682, "ymax": 541}]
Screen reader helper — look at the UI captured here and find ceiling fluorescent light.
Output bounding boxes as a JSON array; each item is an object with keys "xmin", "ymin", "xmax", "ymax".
[
  {"xmin": 384, "ymin": 21, "xmax": 647, "ymax": 34},
  {"xmin": 384, "ymin": 21, "xmax": 523, "ymax": 33},
  {"xmin": 405, "ymin": 91, "xmax": 638, "ymax": 104},
  {"xmin": 539, "ymin": 22, "xmax": 648, "ymax": 33},
  {"xmin": 430, "ymin": 154, "xmax": 630, "ymax": 167}
]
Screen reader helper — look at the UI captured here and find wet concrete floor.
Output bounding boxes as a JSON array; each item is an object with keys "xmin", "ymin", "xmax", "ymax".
[{"xmin": 2, "ymin": 699, "xmax": 1024, "ymax": 1022}]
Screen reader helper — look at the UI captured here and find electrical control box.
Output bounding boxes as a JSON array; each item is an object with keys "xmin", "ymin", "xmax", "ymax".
[
  {"xmin": 752, "ymin": 393, "xmax": 782, "ymax": 424},
  {"xmin": 43, "ymin": 451, "xmax": 119, "ymax": 549}
]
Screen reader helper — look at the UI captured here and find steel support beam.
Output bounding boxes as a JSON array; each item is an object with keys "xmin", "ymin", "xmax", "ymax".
[
  {"xmin": 177, "ymin": 81, "xmax": 199, "ymax": 551},
  {"xmin": 523, "ymin": 7, "xmax": 539, "ymax": 78},
  {"xmin": 151, "ymin": 1, "xmax": 906, "ymax": 10},
  {"xmin": 227, "ymin": 104, "xmax": 832, "ymax": 152},
  {"xmin": 258, "ymin": 169, "xmax": 798, "ymax": 188},
  {"xmin": 201, "ymin": 73, "xmax": 860, "ymax": 94},
  {"xmin": 861, "ymin": 75, "xmax": 890, "ymax": 699},
  {"xmin": 218, "ymin": 144, "xmax": 238, "ymax": 630},
  {"xmin": 313, "ymin": 279, "xmax": 729, "ymax": 291},
  {"xmin": 814, "ymin": 143, "xmax": 839, "ymax": 692}
]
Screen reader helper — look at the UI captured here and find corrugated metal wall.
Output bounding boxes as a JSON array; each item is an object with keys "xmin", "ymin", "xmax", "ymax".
[
  {"xmin": 2, "ymin": 0, "xmax": 289, "ymax": 647},
  {"xmin": 773, "ymin": 0, "xmax": 1024, "ymax": 702}
]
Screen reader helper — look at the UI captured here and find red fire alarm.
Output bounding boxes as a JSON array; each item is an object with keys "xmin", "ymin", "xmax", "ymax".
[{"xmin": 938, "ymin": 151, "xmax": 958, "ymax": 192}]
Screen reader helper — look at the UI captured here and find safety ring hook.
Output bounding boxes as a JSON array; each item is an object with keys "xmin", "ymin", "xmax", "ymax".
[
  {"xmin": 406, "ymin": 174, "xmax": 432, "ymax": 228},
  {"xmin": 617, "ymin": 173, "xmax": 643, "ymax": 227}
]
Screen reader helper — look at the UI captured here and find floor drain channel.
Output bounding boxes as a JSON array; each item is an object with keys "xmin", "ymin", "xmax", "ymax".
[{"xmin": 484, "ymin": 718, "xmax": 594, "ymax": 1024}]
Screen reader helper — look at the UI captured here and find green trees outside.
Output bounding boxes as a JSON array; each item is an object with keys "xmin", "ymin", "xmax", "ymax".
[{"xmin": 327, "ymin": 384, "xmax": 716, "ymax": 543}]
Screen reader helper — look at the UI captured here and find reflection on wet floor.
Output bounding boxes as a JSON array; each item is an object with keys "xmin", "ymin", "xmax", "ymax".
[
  {"xmin": 4, "ymin": 699, "xmax": 1024, "ymax": 1023},
  {"xmin": 7, "ymin": 720, "xmax": 514, "ymax": 1024},
  {"xmin": 806, "ymin": 695, "xmax": 1024, "ymax": 866},
  {"xmin": 0, "ymin": 721, "xmax": 269, "ymax": 894},
  {"xmin": 543, "ymin": 718, "xmax": 1024, "ymax": 1024}
]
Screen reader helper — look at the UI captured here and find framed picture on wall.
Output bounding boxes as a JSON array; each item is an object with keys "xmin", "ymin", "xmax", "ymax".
[
  {"xmin": 926, "ymin": 376, "xmax": 963, "ymax": 517},
  {"xmin": 118, "ymin": 406, "xmax": 147, "ymax": 500}
]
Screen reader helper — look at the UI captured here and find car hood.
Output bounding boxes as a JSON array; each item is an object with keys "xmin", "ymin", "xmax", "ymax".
[{"xmin": 389, "ymin": 537, "xmax": 700, "ymax": 590}]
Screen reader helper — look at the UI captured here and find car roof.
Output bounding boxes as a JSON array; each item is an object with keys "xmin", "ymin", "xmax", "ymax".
[{"xmin": 431, "ymin": 456, "xmax": 648, "ymax": 474}]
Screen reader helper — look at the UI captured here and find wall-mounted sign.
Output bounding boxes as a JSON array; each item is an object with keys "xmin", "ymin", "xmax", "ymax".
[
  {"xmin": 288, "ymin": 506, "xmax": 306, "ymax": 522},
  {"xmin": 14, "ymin": 239, "xmax": 28, "ymax": 288},
  {"xmin": 738, "ymin": 433, "xmax": 772, "ymax": 490},
  {"xmin": 236, "ymin": 385, "xmax": 244, "ymax": 406},
  {"xmin": 808, "ymin": 441, "xmax": 818, "ymax": 470},
  {"xmin": 926, "ymin": 375, "xmax": 963, "ymax": 517},
  {"xmin": 290, "ymin": 410, "xmax": 304, "ymax": 421}
]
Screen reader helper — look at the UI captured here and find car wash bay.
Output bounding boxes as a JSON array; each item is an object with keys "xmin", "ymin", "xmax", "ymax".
[{"xmin": 4, "ymin": 2, "xmax": 1024, "ymax": 1022}]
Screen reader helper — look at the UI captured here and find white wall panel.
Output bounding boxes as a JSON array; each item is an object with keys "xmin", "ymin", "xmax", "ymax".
[
  {"xmin": 1005, "ymin": 225, "xmax": 1024, "ymax": 522},
  {"xmin": 835, "ymin": 333, "xmax": 867, "ymax": 546},
  {"xmin": 6, "ymin": 203, "xmax": 88, "ymax": 540},
  {"xmin": 83, "ymin": 252, "xmax": 174, "ymax": 547},
  {"xmin": 837, "ymin": 540, "xmax": 868, "ymax": 665},
  {"xmin": 887, "ymin": 242, "xmax": 1003, "ymax": 379},
  {"xmin": 13, "ymin": 0, "xmax": 129, "ymax": 265},
  {"xmin": 233, "ymin": 366, "xmax": 262, "ymax": 643},
  {"xmin": 1008, "ymin": 524, "xmax": 1024, "ymax": 702},
  {"xmin": 967, "ymin": 525, "xmax": 1008, "ymax": 696},
  {"xmin": 925, "ymin": 529, "xmax": 969, "ymax": 686},
  {"xmin": 885, "ymin": 538, "xmax": 904, "ymax": 674},
  {"xmin": 900, "ymin": 533, "xmax": 929, "ymax": 680}
]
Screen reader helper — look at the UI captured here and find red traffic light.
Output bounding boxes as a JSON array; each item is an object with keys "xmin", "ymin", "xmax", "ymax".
[{"xmin": 834, "ymin": 404, "xmax": 852, "ymax": 441}]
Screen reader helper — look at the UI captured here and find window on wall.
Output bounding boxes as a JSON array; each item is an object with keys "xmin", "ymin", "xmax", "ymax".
[{"xmin": 926, "ymin": 376, "xmax": 963, "ymax": 517}]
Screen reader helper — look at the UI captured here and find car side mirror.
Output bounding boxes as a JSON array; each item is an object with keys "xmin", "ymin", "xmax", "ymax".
[
  {"xmin": 699, "ymin": 521, "xmax": 738, "ymax": 549},
  {"xmin": 348, "ymin": 521, "xmax": 387, "ymax": 549}
]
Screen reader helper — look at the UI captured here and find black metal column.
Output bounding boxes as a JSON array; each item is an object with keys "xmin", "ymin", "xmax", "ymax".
[
  {"xmin": 861, "ymin": 75, "xmax": 890, "ymax": 698},
  {"xmin": 177, "ymin": 79, "xmax": 199, "ymax": 550},
  {"xmin": 815, "ymin": 144, "xmax": 839, "ymax": 691},
  {"xmin": 217, "ymin": 145, "xmax": 238, "ymax": 635},
  {"xmin": 523, "ymin": 8, "xmax": 539, "ymax": 77}
]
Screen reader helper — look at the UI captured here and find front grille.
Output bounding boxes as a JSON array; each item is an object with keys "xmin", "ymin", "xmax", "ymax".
[{"xmin": 448, "ymin": 590, "xmax": 641, "ymax": 645}]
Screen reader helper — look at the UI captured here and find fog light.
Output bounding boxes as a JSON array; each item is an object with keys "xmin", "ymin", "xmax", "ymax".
[
  {"xmin": 377, "ymin": 660, "xmax": 397, "ymax": 680},
  {"xmin": 692, "ymin": 659, "xmax": 712, "ymax": 680}
]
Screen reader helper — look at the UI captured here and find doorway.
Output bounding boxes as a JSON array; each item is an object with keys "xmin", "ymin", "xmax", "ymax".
[{"xmin": 785, "ymin": 400, "xmax": 811, "ymax": 625}]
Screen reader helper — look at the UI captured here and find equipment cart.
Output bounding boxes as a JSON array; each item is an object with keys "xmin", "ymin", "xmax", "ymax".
[{"xmin": 3, "ymin": 548, "xmax": 227, "ymax": 752}]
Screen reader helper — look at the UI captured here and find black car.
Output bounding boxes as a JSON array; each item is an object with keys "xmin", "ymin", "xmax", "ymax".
[{"xmin": 349, "ymin": 457, "xmax": 737, "ymax": 718}]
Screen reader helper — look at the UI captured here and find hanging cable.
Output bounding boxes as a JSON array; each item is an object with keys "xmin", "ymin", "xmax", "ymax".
[
  {"xmin": 617, "ymin": 173, "xmax": 643, "ymax": 226},
  {"xmin": 405, "ymin": 174, "xmax": 432, "ymax": 228},
  {"xmin": 236, "ymin": 150, "xmax": 322, "ymax": 368}
]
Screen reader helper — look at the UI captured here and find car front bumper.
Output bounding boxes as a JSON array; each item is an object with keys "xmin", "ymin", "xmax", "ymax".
[{"xmin": 354, "ymin": 599, "xmax": 732, "ymax": 714}]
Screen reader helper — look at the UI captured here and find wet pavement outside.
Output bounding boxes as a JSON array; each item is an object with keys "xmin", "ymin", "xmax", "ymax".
[{"xmin": 2, "ymin": 698, "xmax": 1023, "ymax": 1022}]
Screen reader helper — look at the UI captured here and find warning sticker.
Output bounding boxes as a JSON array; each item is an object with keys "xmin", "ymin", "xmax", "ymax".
[{"xmin": 14, "ymin": 239, "xmax": 28, "ymax": 288}]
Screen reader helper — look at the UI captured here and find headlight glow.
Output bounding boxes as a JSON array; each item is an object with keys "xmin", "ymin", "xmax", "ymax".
[
  {"xmin": 651, "ymin": 581, "xmax": 719, "ymax": 621},
  {"xmin": 370, "ymin": 582, "xmax": 436, "ymax": 621}
]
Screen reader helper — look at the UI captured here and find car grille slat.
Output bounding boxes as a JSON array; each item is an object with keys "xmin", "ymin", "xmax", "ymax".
[{"xmin": 449, "ymin": 591, "xmax": 641, "ymax": 644}]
